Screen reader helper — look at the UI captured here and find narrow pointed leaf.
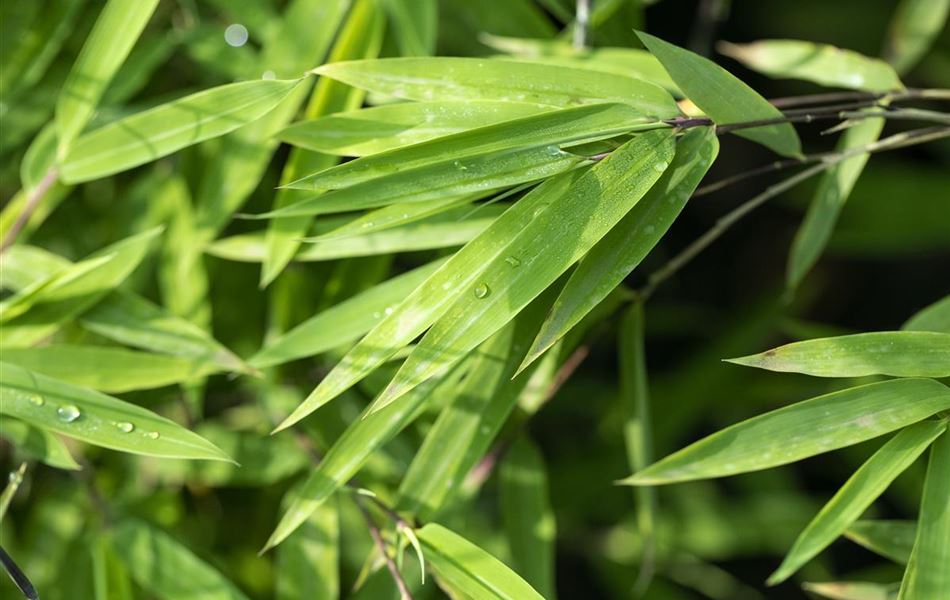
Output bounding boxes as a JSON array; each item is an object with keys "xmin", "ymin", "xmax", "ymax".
[
  {"xmin": 276, "ymin": 499, "xmax": 339, "ymax": 600},
  {"xmin": 803, "ymin": 581, "xmax": 899, "ymax": 600},
  {"xmin": 902, "ymin": 294, "xmax": 950, "ymax": 333},
  {"xmin": 278, "ymin": 101, "xmax": 550, "ymax": 156},
  {"xmin": 623, "ymin": 378, "xmax": 950, "ymax": 485},
  {"xmin": 313, "ymin": 57, "xmax": 680, "ymax": 116},
  {"xmin": 898, "ymin": 429, "xmax": 950, "ymax": 599},
  {"xmin": 884, "ymin": 0, "xmax": 950, "ymax": 74},
  {"xmin": 371, "ymin": 130, "xmax": 676, "ymax": 412},
  {"xmin": 636, "ymin": 31, "xmax": 802, "ymax": 157},
  {"xmin": 61, "ymin": 79, "xmax": 302, "ymax": 183},
  {"xmin": 0, "ymin": 363, "xmax": 231, "ymax": 461},
  {"xmin": 523, "ymin": 127, "xmax": 718, "ymax": 368},
  {"xmin": 845, "ymin": 520, "xmax": 915, "ymax": 564},
  {"xmin": 719, "ymin": 40, "xmax": 903, "ymax": 92},
  {"xmin": 110, "ymin": 519, "xmax": 251, "ymax": 600},
  {"xmin": 726, "ymin": 331, "xmax": 950, "ymax": 378},
  {"xmin": 768, "ymin": 420, "xmax": 945, "ymax": 585},
  {"xmin": 416, "ymin": 523, "xmax": 545, "ymax": 600},
  {"xmin": 0, "ymin": 417, "xmax": 80, "ymax": 470},
  {"xmin": 55, "ymin": 0, "xmax": 159, "ymax": 153},
  {"xmin": 311, "ymin": 195, "xmax": 474, "ymax": 241},
  {"xmin": 283, "ymin": 103, "xmax": 663, "ymax": 192}
]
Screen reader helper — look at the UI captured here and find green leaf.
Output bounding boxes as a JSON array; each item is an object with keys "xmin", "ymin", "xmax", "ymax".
[
  {"xmin": 499, "ymin": 437, "xmax": 557, "ymax": 599},
  {"xmin": 384, "ymin": 0, "xmax": 437, "ymax": 57},
  {"xmin": 277, "ymin": 101, "xmax": 549, "ymax": 157},
  {"xmin": 622, "ymin": 378, "xmax": 950, "ymax": 485},
  {"xmin": 110, "ymin": 519, "xmax": 251, "ymax": 600},
  {"xmin": 726, "ymin": 331, "xmax": 950, "ymax": 378},
  {"xmin": 0, "ymin": 362, "xmax": 231, "ymax": 461},
  {"xmin": 60, "ymin": 79, "xmax": 302, "ymax": 183},
  {"xmin": 251, "ymin": 259, "xmax": 444, "ymax": 368},
  {"xmin": 898, "ymin": 428, "xmax": 950, "ymax": 599},
  {"xmin": 369, "ymin": 129, "xmax": 676, "ymax": 412},
  {"xmin": 903, "ymin": 294, "xmax": 950, "ymax": 333},
  {"xmin": 522, "ymin": 127, "xmax": 718, "ymax": 368},
  {"xmin": 281, "ymin": 102, "xmax": 661, "ymax": 193},
  {"xmin": 313, "ymin": 57, "xmax": 680, "ymax": 116},
  {"xmin": 845, "ymin": 520, "xmax": 915, "ymax": 564},
  {"xmin": 0, "ymin": 417, "xmax": 80, "ymax": 470},
  {"xmin": 718, "ymin": 40, "xmax": 903, "ymax": 92},
  {"xmin": 803, "ymin": 581, "xmax": 899, "ymax": 600},
  {"xmin": 276, "ymin": 499, "xmax": 339, "ymax": 600},
  {"xmin": 212, "ymin": 205, "xmax": 503, "ymax": 263},
  {"xmin": 786, "ymin": 116, "xmax": 885, "ymax": 292},
  {"xmin": 884, "ymin": 0, "xmax": 950, "ymax": 74},
  {"xmin": 768, "ymin": 420, "xmax": 946, "ymax": 585},
  {"xmin": 416, "ymin": 523, "xmax": 545, "ymax": 600},
  {"xmin": 636, "ymin": 31, "xmax": 802, "ymax": 157},
  {"xmin": 55, "ymin": 0, "xmax": 159, "ymax": 154},
  {"xmin": 309, "ymin": 195, "xmax": 475, "ymax": 241}
]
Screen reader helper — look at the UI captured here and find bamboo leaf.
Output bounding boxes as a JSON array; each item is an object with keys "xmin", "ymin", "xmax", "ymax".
[
  {"xmin": 416, "ymin": 523, "xmax": 545, "ymax": 600},
  {"xmin": 55, "ymin": 0, "xmax": 159, "ymax": 154},
  {"xmin": 251, "ymin": 259, "xmax": 445, "ymax": 368},
  {"xmin": 884, "ymin": 0, "xmax": 950, "ymax": 74},
  {"xmin": 803, "ymin": 581, "xmax": 899, "ymax": 600},
  {"xmin": 898, "ymin": 428, "xmax": 950, "ymax": 599},
  {"xmin": 0, "ymin": 345, "xmax": 218, "ymax": 393},
  {"xmin": 499, "ymin": 437, "xmax": 557, "ymax": 599},
  {"xmin": 726, "ymin": 331, "xmax": 950, "ymax": 378},
  {"xmin": 0, "ymin": 417, "xmax": 80, "ymax": 470},
  {"xmin": 60, "ymin": 79, "xmax": 302, "ymax": 183},
  {"xmin": 719, "ymin": 40, "xmax": 903, "ymax": 92},
  {"xmin": 313, "ymin": 57, "xmax": 680, "ymax": 117},
  {"xmin": 845, "ymin": 520, "xmax": 915, "ymax": 564},
  {"xmin": 522, "ymin": 127, "xmax": 718, "ymax": 368},
  {"xmin": 110, "ymin": 519, "xmax": 251, "ymax": 600},
  {"xmin": 0, "ymin": 363, "xmax": 231, "ymax": 462},
  {"xmin": 786, "ymin": 116, "xmax": 885, "ymax": 292},
  {"xmin": 276, "ymin": 498, "xmax": 339, "ymax": 600},
  {"xmin": 768, "ymin": 420, "xmax": 946, "ymax": 585},
  {"xmin": 622, "ymin": 378, "xmax": 950, "ymax": 485},
  {"xmin": 277, "ymin": 101, "xmax": 549, "ymax": 156},
  {"xmin": 369, "ymin": 130, "xmax": 675, "ymax": 412},
  {"xmin": 636, "ymin": 31, "xmax": 802, "ymax": 157},
  {"xmin": 902, "ymin": 294, "xmax": 950, "ymax": 333},
  {"xmin": 384, "ymin": 0, "xmax": 437, "ymax": 57}
]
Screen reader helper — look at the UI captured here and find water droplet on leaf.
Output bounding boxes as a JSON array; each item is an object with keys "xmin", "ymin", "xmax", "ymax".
[
  {"xmin": 504, "ymin": 256, "xmax": 521, "ymax": 267},
  {"xmin": 144, "ymin": 431, "xmax": 160, "ymax": 440},
  {"xmin": 29, "ymin": 394, "xmax": 44, "ymax": 406},
  {"xmin": 56, "ymin": 404, "xmax": 81, "ymax": 423},
  {"xmin": 115, "ymin": 422, "xmax": 135, "ymax": 433},
  {"xmin": 653, "ymin": 161, "xmax": 669, "ymax": 172},
  {"xmin": 473, "ymin": 283, "xmax": 490, "ymax": 299}
]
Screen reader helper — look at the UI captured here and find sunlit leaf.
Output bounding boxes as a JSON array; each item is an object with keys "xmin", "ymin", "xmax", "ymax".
[
  {"xmin": 845, "ymin": 520, "xmax": 915, "ymax": 564},
  {"xmin": 803, "ymin": 581, "xmax": 899, "ymax": 600},
  {"xmin": 0, "ymin": 363, "xmax": 231, "ymax": 461},
  {"xmin": 636, "ymin": 31, "xmax": 802, "ymax": 157},
  {"xmin": 768, "ymin": 420, "xmax": 945, "ymax": 584},
  {"xmin": 726, "ymin": 331, "xmax": 950, "ymax": 378},
  {"xmin": 623, "ymin": 378, "xmax": 950, "ymax": 485},
  {"xmin": 719, "ymin": 40, "xmax": 903, "ymax": 91}
]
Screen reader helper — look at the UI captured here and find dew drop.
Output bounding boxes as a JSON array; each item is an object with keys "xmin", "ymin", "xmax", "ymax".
[
  {"xmin": 224, "ymin": 23, "xmax": 249, "ymax": 47},
  {"xmin": 384, "ymin": 306, "xmax": 394, "ymax": 316},
  {"xmin": 504, "ymin": 256, "xmax": 521, "ymax": 267},
  {"xmin": 453, "ymin": 160, "xmax": 468, "ymax": 171},
  {"xmin": 361, "ymin": 221, "xmax": 375, "ymax": 229},
  {"xmin": 473, "ymin": 283, "xmax": 490, "ymax": 299},
  {"xmin": 546, "ymin": 145, "xmax": 562, "ymax": 156},
  {"xmin": 115, "ymin": 421, "xmax": 135, "ymax": 433},
  {"xmin": 653, "ymin": 161, "xmax": 669, "ymax": 172},
  {"xmin": 8, "ymin": 470, "xmax": 23, "ymax": 486},
  {"xmin": 56, "ymin": 404, "xmax": 81, "ymax": 423},
  {"xmin": 29, "ymin": 394, "xmax": 44, "ymax": 406},
  {"xmin": 144, "ymin": 431, "xmax": 160, "ymax": 440}
]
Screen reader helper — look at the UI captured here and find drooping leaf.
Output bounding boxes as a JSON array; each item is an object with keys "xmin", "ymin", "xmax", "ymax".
[
  {"xmin": 313, "ymin": 57, "xmax": 680, "ymax": 116},
  {"xmin": 636, "ymin": 31, "xmax": 802, "ymax": 157},
  {"xmin": 110, "ymin": 519, "xmax": 251, "ymax": 600},
  {"xmin": 884, "ymin": 0, "xmax": 950, "ymax": 74},
  {"xmin": 281, "ymin": 102, "xmax": 663, "ymax": 192},
  {"xmin": 898, "ymin": 429, "xmax": 950, "ymax": 599},
  {"xmin": 726, "ymin": 331, "xmax": 950, "ymax": 378},
  {"xmin": 416, "ymin": 523, "xmax": 545, "ymax": 600},
  {"xmin": 55, "ymin": 0, "xmax": 159, "ymax": 154},
  {"xmin": 499, "ymin": 437, "xmax": 557, "ymax": 599},
  {"xmin": 768, "ymin": 420, "xmax": 946, "ymax": 585},
  {"xmin": 369, "ymin": 129, "xmax": 676, "ymax": 412},
  {"xmin": 786, "ymin": 116, "xmax": 885, "ymax": 292},
  {"xmin": 718, "ymin": 40, "xmax": 903, "ymax": 91},
  {"xmin": 0, "ymin": 345, "xmax": 217, "ymax": 393},
  {"xmin": 845, "ymin": 520, "xmax": 915, "ymax": 564},
  {"xmin": 0, "ymin": 363, "xmax": 231, "ymax": 461},
  {"xmin": 277, "ymin": 101, "xmax": 549, "ymax": 157},
  {"xmin": 622, "ymin": 378, "xmax": 950, "ymax": 485},
  {"xmin": 0, "ymin": 417, "xmax": 80, "ymax": 470},
  {"xmin": 60, "ymin": 79, "xmax": 302, "ymax": 183},
  {"xmin": 902, "ymin": 294, "xmax": 950, "ymax": 333},
  {"xmin": 522, "ymin": 126, "xmax": 718, "ymax": 368}
]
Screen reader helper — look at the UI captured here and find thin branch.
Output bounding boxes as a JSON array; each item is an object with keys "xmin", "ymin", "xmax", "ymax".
[
  {"xmin": 768, "ymin": 87, "xmax": 950, "ymax": 109},
  {"xmin": 0, "ymin": 168, "xmax": 58, "ymax": 253},
  {"xmin": 355, "ymin": 498, "xmax": 415, "ymax": 600}
]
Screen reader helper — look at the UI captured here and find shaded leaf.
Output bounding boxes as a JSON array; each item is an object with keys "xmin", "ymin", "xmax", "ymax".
[
  {"xmin": 0, "ymin": 417, "xmax": 80, "ymax": 470},
  {"xmin": 276, "ymin": 499, "xmax": 339, "ymax": 600},
  {"xmin": 845, "ymin": 520, "xmax": 915, "ymax": 564},
  {"xmin": 884, "ymin": 0, "xmax": 950, "ymax": 74},
  {"xmin": 902, "ymin": 294, "xmax": 950, "ymax": 333},
  {"xmin": 803, "ymin": 581, "xmax": 899, "ymax": 600}
]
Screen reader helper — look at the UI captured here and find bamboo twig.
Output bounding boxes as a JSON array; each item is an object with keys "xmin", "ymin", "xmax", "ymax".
[
  {"xmin": 1, "ymin": 168, "xmax": 58, "ymax": 253},
  {"xmin": 355, "ymin": 498, "xmax": 415, "ymax": 600}
]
